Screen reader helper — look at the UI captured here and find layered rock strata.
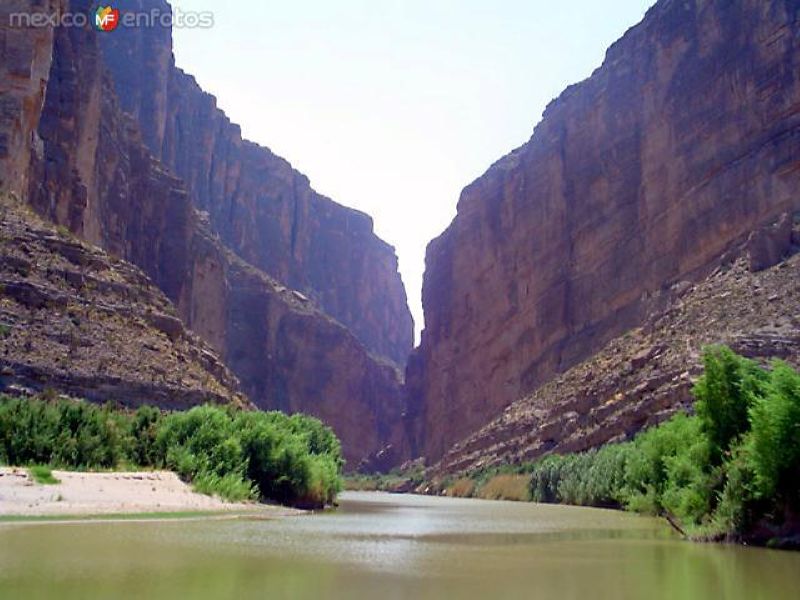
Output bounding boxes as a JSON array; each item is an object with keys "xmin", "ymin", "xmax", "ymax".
[
  {"xmin": 0, "ymin": 194, "xmax": 246, "ymax": 408},
  {"xmin": 99, "ymin": 0, "xmax": 413, "ymax": 366},
  {"xmin": 409, "ymin": 0, "xmax": 800, "ymax": 461},
  {"xmin": 0, "ymin": 0, "xmax": 409, "ymax": 465},
  {"xmin": 433, "ymin": 236, "xmax": 800, "ymax": 476}
]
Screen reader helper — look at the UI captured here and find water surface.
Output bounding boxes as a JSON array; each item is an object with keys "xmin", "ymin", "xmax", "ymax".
[{"xmin": 1, "ymin": 491, "xmax": 798, "ymax": 599}]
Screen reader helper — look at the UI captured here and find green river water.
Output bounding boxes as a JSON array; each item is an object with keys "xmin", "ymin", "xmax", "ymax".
[{"xmin": 1, "ymin": 491, "xmax": 798, "ymax": 599}]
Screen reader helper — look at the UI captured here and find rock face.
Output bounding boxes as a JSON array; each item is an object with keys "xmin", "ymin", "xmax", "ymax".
[
  {"xmin": 184, "ymin": 238, "xmax": 408, "ymax": 465},
  {"xmin": 433, "ymin": 242, "xmax": 800, "ymax": 476},
  {"xmin": 0, "ymin": 0, "xmax": 409, "ymax": 466},
  {"xmin": 0, "ymin": 193, "xmax": 246, "ymax": 409},
  {"xmin": 409, "ymin": 0, "xmax": 800, "ymax": 461},
  {"xmin": 0, "ymin": 1, "xmax": 59, "ymax": 198},
  {"xmin": 98, "ymin": 1, "xmax": 413, "ymax": 367}
]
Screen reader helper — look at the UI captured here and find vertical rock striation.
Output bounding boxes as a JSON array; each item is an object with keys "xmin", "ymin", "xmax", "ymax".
[
  {"xmin": 0, "ymin": 0, "xmax": 61, "ymax": 198},
  {"xmin": 0, "ymin": 0, "xmax": 410, "ymax": 466},
  {"xmin": 410, "ymin": 0, "xmax": 800, "ymax": 461},
  {"xmin": 98, "ymin": 1, "xmax": 413, "ymax": 367}
]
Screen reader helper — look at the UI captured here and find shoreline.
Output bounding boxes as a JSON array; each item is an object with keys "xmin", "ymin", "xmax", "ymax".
[
  {"xmin": 345, "ymin": 479, "xmax": 800, "ymax": 551},
  {"xmin": 0, "ymin": 467, "xmax": 303, "ymax": 520},
  {"xmin": 0, "ymin": 511, "xmax": 296, "ymax": 526}
]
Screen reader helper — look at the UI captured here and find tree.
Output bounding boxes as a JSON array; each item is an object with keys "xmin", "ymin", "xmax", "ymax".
[
  {"xmin": 693, "ymin": 346, "xmax": 766, "ymax": 463},
  {"xmin": 747, "ymin": 361, "xmax": 800, "ymax": 502}
]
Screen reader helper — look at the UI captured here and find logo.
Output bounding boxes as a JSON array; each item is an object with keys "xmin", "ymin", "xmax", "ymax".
[{"xmin": 94, "ymin": 6, "xmax": 120, "ymax": 32}]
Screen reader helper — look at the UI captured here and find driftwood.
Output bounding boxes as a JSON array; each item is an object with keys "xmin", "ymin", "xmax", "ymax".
[{"xmin": 662, "ymin": 511, "xmax": 687, "ymax": 537}]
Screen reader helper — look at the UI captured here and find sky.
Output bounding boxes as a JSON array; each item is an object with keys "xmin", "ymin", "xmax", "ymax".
[{"xmin": 171, "ymin": 0, "xmax": 655, "ymax": 342}]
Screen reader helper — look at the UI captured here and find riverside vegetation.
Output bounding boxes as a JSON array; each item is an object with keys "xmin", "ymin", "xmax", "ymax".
[
  {"xmin": 425, "ymin": 347, "xmax": 799, "ymax": 546},
  {"xmin": 0, "ymin": 397, "xmax": 343, "ymax": 508}
]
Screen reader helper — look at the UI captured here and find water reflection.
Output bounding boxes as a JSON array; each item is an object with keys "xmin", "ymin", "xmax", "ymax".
[{"xmin": 0, "ymin": 491, "xmax": 798, "ymax": 599}]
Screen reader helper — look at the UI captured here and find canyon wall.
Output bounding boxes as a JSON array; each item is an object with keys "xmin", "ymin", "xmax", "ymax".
[
  {"xmin": 434, "ymin": 244, "xmax": 800, "ymax": 476},
  {"xmin": 98, "ymin": 1, "xmax": 413, "ymax": 367},
  {"xmin": 0, "ymin": 0, "xmax": 59, "ymax": 199},
  {"xmin": 0, "ymin": 194, "xmax": 247, "ymax": 410},
  {"xmin": 409, "ymin": 0, "xmax": 800, "ymax": 461},
  {"xmin": 0, "ymin": 0, "xmax": 408, "ymax": 466}
]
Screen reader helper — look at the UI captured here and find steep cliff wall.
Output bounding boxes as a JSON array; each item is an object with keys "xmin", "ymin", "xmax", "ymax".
[
  {"xmin": 0, "ymin": 0, "xmax": 408, "ymax": 466},
  {"xmin": 98, "ymin": 1, "xmax": 413, "ymax": 367},
  {"xmin": 0, "ymin": 0, "xmax": 60, "ymax": 198},
  {"xmin": 410, "ymin": 0, "xmax": 800, "ymax": 461},
  {"xmin": 434, "ymin": 238, "xmax": 800, "ymax": 476}
]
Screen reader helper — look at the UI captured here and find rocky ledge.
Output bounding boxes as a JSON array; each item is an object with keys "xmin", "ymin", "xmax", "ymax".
[
  {"xmin": 432, "ymin": 223, "xmax": 800, "ymax": 476},
  {"xmin": 408, "ymin": 0, "xmax": 800, "ymax": 463},
  {"xmin": 0, "ymin": 194, "xmax": 245, "ymax": 409}
]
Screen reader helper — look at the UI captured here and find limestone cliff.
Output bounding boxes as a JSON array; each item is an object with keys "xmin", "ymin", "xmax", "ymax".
[
  {"xmin": 98, "ymin": 0, "xmax": 413, "ymax": 367},
  {"xmin": 409, "ymin": 0, "xmax": 800, "ymax": 461},
  {"xmin": 434, "ymin": 232, "xmax": 800, "ymax": 476},
  {"xmin": 0, "ymin": 0, "xmax": 58, "ymax": 199},
  {"xmin": 0, "ymin": 0, "xmax": 408, "ymax": 465},
  {"xmin": 0, "ymin": 193, "xmax": 245, "ymax": 409}
]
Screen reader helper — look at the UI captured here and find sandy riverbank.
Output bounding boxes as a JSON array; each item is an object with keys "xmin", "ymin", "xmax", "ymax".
[{"xmin": 0, "ymin": 467, "xmax": 301, "ymax": 518}]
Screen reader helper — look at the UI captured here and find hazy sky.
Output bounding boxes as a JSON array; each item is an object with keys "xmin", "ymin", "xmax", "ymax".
[{"xmin": 171, "ymin": 0, "xmax": 654, "ymax": 341}]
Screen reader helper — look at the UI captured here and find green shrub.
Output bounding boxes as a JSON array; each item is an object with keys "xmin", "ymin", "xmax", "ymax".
[
  {"xmin": 307, "ymin": 454, "xmax": 342, "ymax": 506},
  {"xmin": 192, "ymin": 472, "xmax": 256, "ymax": 502},
  {"xmin": 0, "ymin": 397, "xmax": 58, "ymax": 465},
  {"xmin": 288, "ymin": 413, "xmax": 345, "ymax": 472},
  {"xmin": 746, "ymin": 361, "xmax": 800, "ymax": 503},
  {"xmin": 0, "ymin": 397, "xmax": 128, "ymax": 469},
  {"xmin": 157, "ymin": 405, "xmax": 247, "ymax": 482},
  {"xmin": 233, "ymin": 410, "xmax": 341, "ymax": 507},
  {"xmin": 586, "ymin": 442, "xmax": 631, "ymax": 506},
  {"xmin": 529, "ymin": 443, "xmax": 631, "ymax": 508},
  {"xmin": 693, "ymin": 346, "xmax": 766, "ymax": 463},
  {"xmin": 153, "ymin": 405, "xmax": 342, "ymax": 506},
  {"xmin": 712, "ymin": 442, "xmax": 759, "ymax": 534},
  {"xmin": 29, "ymin": 465, "xmax": 60, "ymax": 485},
  {"xmin": 237, "ymin": 412, "xmax": 306, "ymax": 503},
  {"xmin": 530, "ymin": 454, "xmax": 567, "ymax": 504},
  {"xmin": 129, "ymin": 405, "xmax": 162, "ymax": 467},
  {"xmin": 529, "ymin": 415, "xmax": 714, "ymax": 525},
  {"xmin": 526, "ymin": 349, "xmax": 800, "ymax": 538},
  {"xmin": 625, "ymin": 413, "xmax": 712, "ymax": 524},
  {"xmin": 0, "ymin": 396, "xmax": 343, "ymax": 507}
]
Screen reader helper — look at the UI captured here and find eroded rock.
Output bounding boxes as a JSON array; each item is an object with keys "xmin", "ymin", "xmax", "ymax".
[{"xmin": 410, "ymin": 0, "xmax": 800, "ymax": 462}]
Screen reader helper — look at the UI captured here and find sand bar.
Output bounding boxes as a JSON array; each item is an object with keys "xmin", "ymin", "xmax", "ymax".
[{"xmin": 0, "ymin": 467, "xmax": 301, "ymax": 518}]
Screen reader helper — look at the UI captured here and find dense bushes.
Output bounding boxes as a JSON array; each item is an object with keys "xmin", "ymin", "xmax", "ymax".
[
  {"xmin": 626, "ymin": 413, "xmax": 713, "ymax": 522},
  {"xmin": 528, "ymin": 347, "xmax": 800, "ymax": 539},
  {"xmin": 530, "ymin": 441, "xmax": 632, "ymax": 508},
  {"xmin": 0, "ymin": 397, "xmax": 130, "ymax": 469},
  {"xmin": 748, "ymin": 362, "xmax": 800, "ymax": 502},
  {"xmin": 0, "ymin": 397, "xmax": 343, "ymax": 507},
  {"xmin": 693, "ymin": 346, "xmax": 767, "ymax": 464},
  {"xmin": 530, "ymin": 414, "xmax": 712, "ymax": 524}
]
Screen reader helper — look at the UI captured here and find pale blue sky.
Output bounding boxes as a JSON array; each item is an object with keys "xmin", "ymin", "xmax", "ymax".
[{"xmin": 172, "ymin": 1, "xmax": 654, "ymax": 340}]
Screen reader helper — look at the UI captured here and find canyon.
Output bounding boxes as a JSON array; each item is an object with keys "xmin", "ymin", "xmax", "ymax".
[
  {"xmin": 1, "ymin": 0, "xmax": 799, "ymax": 473},
  {"xmin": 407, "ymin": 0, "xmax": 800, "ymax": 462},
  {"xmin": 97, "ymin": 1, "xmax": 414, "ymax": 368},
  {"xmin": 0, "ymin": 0, "xmax": 411, "ymax": 466}
]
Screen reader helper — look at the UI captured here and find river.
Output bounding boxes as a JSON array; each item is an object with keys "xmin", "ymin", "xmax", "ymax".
[{"xmin": 1, "ymin": 491, "xmax": 798, "ymax": 599}]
